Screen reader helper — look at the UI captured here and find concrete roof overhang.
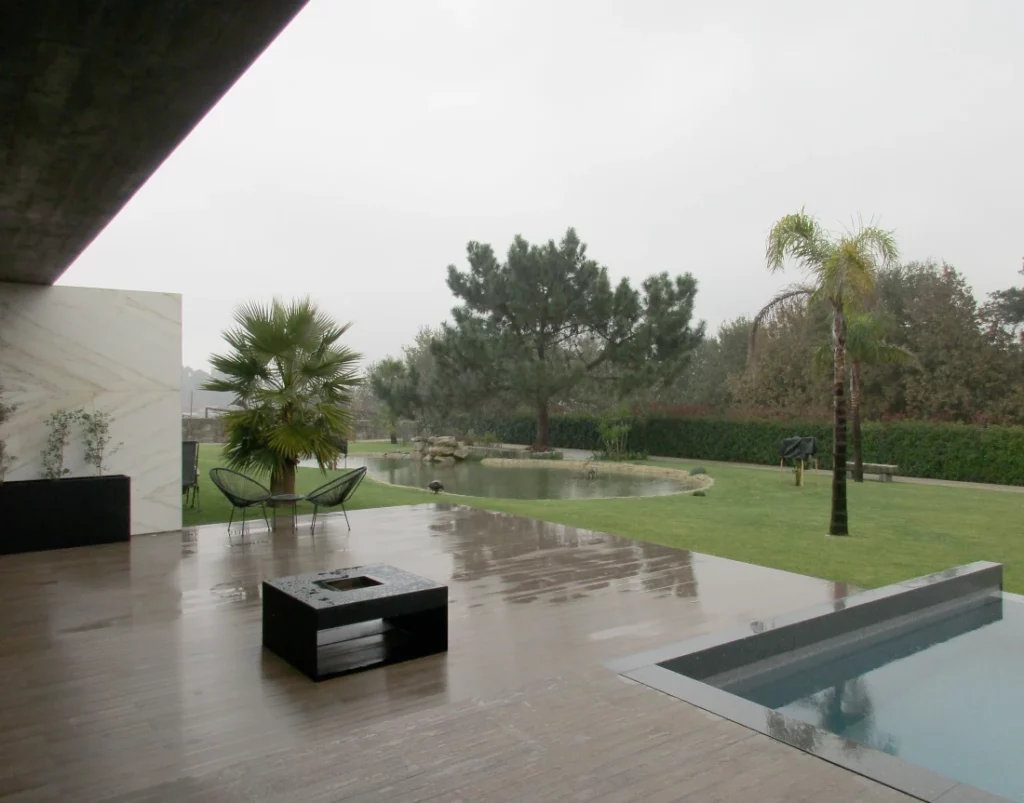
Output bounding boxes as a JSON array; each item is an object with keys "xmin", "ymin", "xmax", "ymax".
[{"xmin": 0, "ymin": 1, "xmax": 311, "ymax": 284}]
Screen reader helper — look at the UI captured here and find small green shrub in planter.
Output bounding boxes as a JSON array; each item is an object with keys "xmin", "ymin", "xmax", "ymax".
[
  {"xmin": 4, "ymin": 405, "xmax": 130, "ymax": 555},
  {"xmin": 79, "ymin": 410, "xmax": 123, "ymax": 476},
  {"xmin": 41, "ymin": 408, "xmax": 83, "ymax": 479},
  {"xmin": 690, "ymin": 466, "xmax": 707, "ymax": 475}
]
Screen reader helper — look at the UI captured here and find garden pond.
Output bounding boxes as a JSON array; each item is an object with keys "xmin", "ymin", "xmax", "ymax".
[{"xmin": 343, "ymin": 455, "xmax": 697, "ymax": 500}]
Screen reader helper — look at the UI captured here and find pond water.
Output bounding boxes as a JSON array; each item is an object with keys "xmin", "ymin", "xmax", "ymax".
[{"xmin": 346, "ymin": 456, "xmax": 690, "ymax": 500}]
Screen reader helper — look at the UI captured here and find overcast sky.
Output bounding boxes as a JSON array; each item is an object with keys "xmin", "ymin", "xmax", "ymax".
[{"xmin": 60, "ymin": 0, "xmax": 1023, "ymax": 372}]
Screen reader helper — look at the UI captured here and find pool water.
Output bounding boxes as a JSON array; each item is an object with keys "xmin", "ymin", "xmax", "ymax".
[
  {"xmin": 738, "ymin": 594, "xmax": 1024, "ymax": 801},
  {"xmin": 346, "ymin": 456, "xmax": 691, "ymax": 500}
]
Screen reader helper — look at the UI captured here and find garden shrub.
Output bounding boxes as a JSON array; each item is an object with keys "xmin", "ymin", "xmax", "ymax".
[
  {"xmin": 449, "ymin": 412, "xmax": 1024, "ymax": 486},
  {"xmin": 597, "ymin": 416, "xmax": 631, "ymax": 460}
]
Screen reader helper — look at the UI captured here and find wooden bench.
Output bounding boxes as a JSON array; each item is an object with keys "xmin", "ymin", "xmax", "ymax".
[{"xmin": 847, "ymin": 462, "xmax": 899, "ymax": 482}]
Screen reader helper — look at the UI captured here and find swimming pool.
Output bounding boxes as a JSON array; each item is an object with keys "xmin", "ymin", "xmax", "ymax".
[
  {"xmin": 617, "ymin": 562, "xmax": 1019, "ymax": 801},
  {"xmin": 744, "ymin": 594, "xmax": 1023, "ymax": 800}
]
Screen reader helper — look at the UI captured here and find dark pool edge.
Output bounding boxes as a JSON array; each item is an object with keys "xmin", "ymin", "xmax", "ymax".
[
  {"xmin": 612, "ymin": 562, "xmax": 1011, "ymax": 803},
  {"xmin": 607, "ymin": 561, "xmax": 1002, "ymax": 676}
]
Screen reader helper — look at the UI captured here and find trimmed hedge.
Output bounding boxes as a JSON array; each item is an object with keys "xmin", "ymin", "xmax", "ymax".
[{"xmin": 456, "ymin": 413, "xmax": 1024, "ymax": 486}]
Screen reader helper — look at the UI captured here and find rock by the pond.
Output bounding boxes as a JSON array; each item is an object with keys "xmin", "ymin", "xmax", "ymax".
[{"xmin": 410, "ymin": 435, "xmax": 473, "ymax": 461}]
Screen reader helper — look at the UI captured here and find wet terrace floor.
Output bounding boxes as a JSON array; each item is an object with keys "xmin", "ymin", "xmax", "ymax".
[{"xmin": 0, "ymin": 504, "xmax": 914, "ymax": 801}]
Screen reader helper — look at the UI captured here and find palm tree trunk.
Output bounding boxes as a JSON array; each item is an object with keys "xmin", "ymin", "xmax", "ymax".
[
  {"xmin": 832, "ymin": 582, "xmax": 850, "ymax": 610},
  {"xmin": 271, "ymin": 460, "xmax": 298, "ymax": 496},
  {"xmin": 850, "ymin": 362, "xmax": 864, "ymax": 483},
  {"xmin": 830, "ymin": 307, "xmax": 849, "ymax": 535},
  {"xmin": 536, "ymin": 400, "xmax": 550, "ymax": 451}
]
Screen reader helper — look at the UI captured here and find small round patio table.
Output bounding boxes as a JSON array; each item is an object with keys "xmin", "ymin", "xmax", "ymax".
[{"xmin": 269, "ymin": 493, "xmax": 305, "ymax": 531}]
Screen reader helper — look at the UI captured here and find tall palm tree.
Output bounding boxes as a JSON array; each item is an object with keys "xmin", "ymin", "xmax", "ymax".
[
  {"xmin": 751, "ymin": 211, "xmax": 899, "ymax": 535},
  {"xmin": 832, "ymin": 313, "xmax": 916, "ymax": 482},
  {"xmin": 203, "ymin": 298, "xmax": 362, "ymax": 496}
]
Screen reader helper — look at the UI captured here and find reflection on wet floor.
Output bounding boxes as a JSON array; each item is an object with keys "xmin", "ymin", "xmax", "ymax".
[
  {"xmin": 0, "ymin": 502, "xmax": 847, "ymax": 800},
  {"xmin": 437, "ymin": 509, "xmax": 700, "ymax": 602},
  {"xmin": 168, "ymin": 504, "xmax": 842, "ymax": 633},
  {"xmin": 175, "ymin": 505, "xmax": 705, "ymax": 611}
]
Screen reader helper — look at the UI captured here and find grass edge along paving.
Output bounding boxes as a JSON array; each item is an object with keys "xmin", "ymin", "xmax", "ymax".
[{"xmin": 186, "ymin": 443, "xmax": 1023, "ymax": 594}]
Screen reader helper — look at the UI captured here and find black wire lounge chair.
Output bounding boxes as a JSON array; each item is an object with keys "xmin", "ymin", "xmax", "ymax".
[
  {"xmin": 209, "ymin": 467, "xmax": 272, "ymax": 532},
  {"xmin": 182, "ymin": 440, "xmax": 200, "ymax": 510},
  {"xmin": 307, "ymin": 466, "xmax": 367, "ymax": 532}
]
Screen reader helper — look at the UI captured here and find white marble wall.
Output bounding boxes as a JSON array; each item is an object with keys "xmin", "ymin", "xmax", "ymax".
[{"xmin": 0, "ymin": 284, "xmax": 182, "ymax": 535}]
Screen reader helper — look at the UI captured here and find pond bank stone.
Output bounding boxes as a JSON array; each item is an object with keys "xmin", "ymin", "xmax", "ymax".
[{"xmin": 412, "ymin": 435, "xmax": 472, "ymax": 462}]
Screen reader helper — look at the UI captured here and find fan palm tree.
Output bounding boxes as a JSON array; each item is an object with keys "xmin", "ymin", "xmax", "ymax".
[
  {"xmin": 751, "ymin": 211, "xmax": 899, "ymax": 535},
  {"xmin": 203, "ymin": 298, "xmax": 362, "ymax": 496},
  {"xmin": 817, "ymin": 313, "xmax": 916, "ymax": 482}
]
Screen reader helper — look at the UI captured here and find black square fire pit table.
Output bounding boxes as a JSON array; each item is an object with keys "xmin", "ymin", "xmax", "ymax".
[{"xmin": 262, "ymin": 564, "xmax": 448, "ymax": 681}]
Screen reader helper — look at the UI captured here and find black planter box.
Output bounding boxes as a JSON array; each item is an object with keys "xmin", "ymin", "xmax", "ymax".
[{"xmin": 0, "ymin": 475, "xmax": 131, "ymax": 555}]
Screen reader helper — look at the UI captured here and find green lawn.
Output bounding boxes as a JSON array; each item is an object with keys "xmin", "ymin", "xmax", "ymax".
[
  {"xmin": 186, "ymin": 444, "xmax": 429, "ymax": 529},
  {"xmin": 187, "ymin": 445, "xmax": 1023, "ymax": 593}
]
